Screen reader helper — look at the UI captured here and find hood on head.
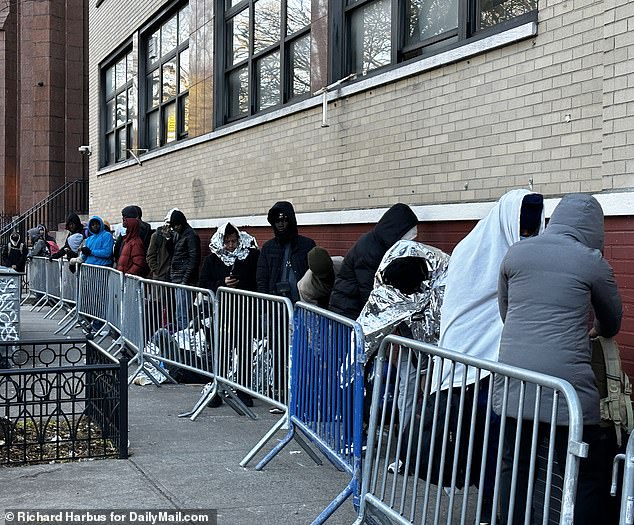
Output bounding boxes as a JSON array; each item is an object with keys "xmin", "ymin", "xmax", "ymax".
[
  {"xmin": 374, "ymin": 203, "xmax": 419, "ymax": 248},
  {"xmin": 267, "ymin": 201, "xmax": 298, "ymax": 240},
  {"xmin": 494, "ymin": 189, "xmax": 544, "ymax": 246},
  {"xmin": 547, "ymin": 193, "xmax": 604, "ymax": 251},
  {"xmin": 10, "ymin": 232, "xmax": 20, "ymax": 244},
  {"xmin": 88, "ymin": 216, "xmax": 105, "ymax": 236},
  {"xmin": 27, "ymin": 226, "xmax": 45, "ymax": 242},
  {"xmin": 66, "ymin": 213, "xmax": 83, "ymax": 232},
  {"xmin": 124, "ymin": 217, "xmax": 140, "ymax": 238},
  {"xmin": 166, "ymin": 209, "xmax": 188, "ymax": 227}
]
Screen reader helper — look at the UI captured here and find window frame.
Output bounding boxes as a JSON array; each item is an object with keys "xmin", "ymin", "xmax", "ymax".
[
  {"xmin": 139, "ymin": 1, "xmax": 191, "ymax": 152},
  {"xmin": 99, "ymin": 43, "xmax": 134, "ymax": 168},
  {"xmin": 331, "ymin": 0, "xmax": 537, "ymax": 80},
  {"xmin": 216, "ymin": 0, "xmax": 313, "ymax": 126}
]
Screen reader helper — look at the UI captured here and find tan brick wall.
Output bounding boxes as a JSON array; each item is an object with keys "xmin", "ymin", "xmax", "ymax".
[{"xmin": 88, "ymin": 0, "xmax": 634, "ymax": 225}]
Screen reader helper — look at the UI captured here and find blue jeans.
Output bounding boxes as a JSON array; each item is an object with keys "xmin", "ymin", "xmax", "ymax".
[{"xmin": 175, "ymin": 288, "xmax": 191, "ymax": 331}]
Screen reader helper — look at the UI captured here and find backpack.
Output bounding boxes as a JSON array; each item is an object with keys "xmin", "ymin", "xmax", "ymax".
[
  {"xmin": 591, "ymin": 336, "xmax": 634, "ymax": 447},
  {"xmin": 47, "ymin": 240, "xmax": 60, "ymax": 255}
]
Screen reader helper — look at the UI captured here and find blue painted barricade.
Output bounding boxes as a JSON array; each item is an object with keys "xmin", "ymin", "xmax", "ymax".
[{"xmin": 256, "ymin": 302, "xmax": 365, "ymax": 524}]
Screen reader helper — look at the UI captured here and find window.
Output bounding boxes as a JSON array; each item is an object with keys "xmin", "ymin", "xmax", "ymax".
[
  {"xmin": 219, "ymin": 0, "xmax": 311, "ymax": 123},
  {"xmin": 335, "ymin": 0, "xmax": 536, "ymax": 77},
  {"xmin": 143, "ymin": 4, "xmax": 190, "ymax": 150},
  {"xmin": 101, "ymin": 49, "xmax": 134, "ymax": 167}
]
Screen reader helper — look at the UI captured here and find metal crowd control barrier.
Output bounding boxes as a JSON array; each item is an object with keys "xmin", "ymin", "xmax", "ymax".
[
  {"xmin": 42, "ymin": 258, "xmax": 64, "ymax": 319},
  {"xmin": 256, "ymin": 302, "xmax": 365, "ymax": 524},
  {"xmin": 22, "ymin": 257, "xmax": 48, "ymax": 308},
  {"xmin": 58, "ymin": 264, "xmax": 123, "ymax": 343},
  {"xmin": 129, "ymin": 278, "xmax": 215, "ymax": 388},
  {"xmin": 354, "ymin": 335, "xmax": 588, "ymax": 525},
  {"xmin": 54, "ymin": 259, "xmax": 80, "ymax": 331},
  {"xmin": 184, "ymin": 288, "xmax": 293, "ymax": 465},
  {"xmin": 612, "ymin": 431, "xmax": 634, "ymax": 525}
]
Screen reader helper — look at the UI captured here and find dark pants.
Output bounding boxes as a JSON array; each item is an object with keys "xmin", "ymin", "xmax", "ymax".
[{"xmin": 500, "ymin": 420, "xmax": 616, "ymax": 525}]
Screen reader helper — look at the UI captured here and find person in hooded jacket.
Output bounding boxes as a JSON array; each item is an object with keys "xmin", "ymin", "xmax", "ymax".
[
  {"xmin": 113, "ymin": 205, "xmax": 153, "ymax": 263},
  {"xmin": 166, "ymin": 209, "xmax": 201, "ymax": 330},
  {"xmin": 329, "ymin": 203, "xmax": 419, "ymax": 320},
  {"xmin": 27, "ymin": 225, "xmax": 51, "ymax": 259},
  {"xmin": 75, "ymin": 216, "xmax": 114, "ymax": 267},
  {"xmin": 51, "ymin": 213, "xmax": 85, "ymax": 261},
  {"xmin": 495, "ymin": 193, "xmax": 622, "ymax": 525},
  {"xmin": 297, "ymin": 247, "xmax": 344, "ymax": 309},
  {"xmin": 2, "ymin": 232, "xmax": 28, "ymax": 271},
  {"xmin": 199, "ymin": 222, "xmax": 259, "ymax": 293},
  {"xmin": 256, "ymin": 201, "xmax": 315, "ymax": 302},
  {"xmin": 146, "ymin": 223, "xmax": 174, "ymax": 281},
  {"xmin": 117, "ymin": 217, "xmax": 150, "ymax": 276}
]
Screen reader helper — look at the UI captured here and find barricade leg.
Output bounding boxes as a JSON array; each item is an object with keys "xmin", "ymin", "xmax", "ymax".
[{"xmin": 240, "ymin": 415, "xmax": 288, "ymax": 467}]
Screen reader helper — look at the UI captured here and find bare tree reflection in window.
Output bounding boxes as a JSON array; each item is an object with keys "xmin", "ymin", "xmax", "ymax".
[
  {"xmin": 257, "ymin": 51, "xmax": 281, "ymax": 110},
  {"xmin": 229, "ymin": 9, "xmax": 250, "ymax": 65},
  {"xmin": 350, "ymin": 0, "xmax": 391, "ymax": 75},
  {"xmin": 179, "ymin": 50, "xmax": 190, "ymax": 92},
  {"xmin": 407, "ymin": 0, "xmax": 457, "ymax": 45},
  {"xmin": 287, "ymin": 0, "xmax": 310, "ymax": 35},
  {"xmin": 255, "ymin": 0, "xmax": 281, "ymax": 53},
  {"xmin": 290, "ymin": 34, "xmax": 310, "ymax": 98},
  {"xmin": 161, "ymin": 15, "xmax": 178, "ymax": 56},
  {"xmin": 480, "ymin": 0, "xmax": 536, "ymax": 28},
  {"xmin": 228, "ymin": 66, "xmax": 249, "ymax": 118},
  {"xmin": 178, "ymin": 5, "xmax": 190, "ymax": 45},
  {"xmin": 162, "ymin": 59, "xmax": 177, "ymax": 102}
]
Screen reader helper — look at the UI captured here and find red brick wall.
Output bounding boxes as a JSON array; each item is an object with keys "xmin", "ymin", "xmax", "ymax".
[{"xmin": 197, "ymin": 216, "xmax": 634, "ymax": 374}]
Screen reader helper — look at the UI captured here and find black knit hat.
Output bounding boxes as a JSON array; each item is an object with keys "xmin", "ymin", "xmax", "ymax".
[
  {"xmin": 167, "ymin": 209, "xmax": 187, "ymax": 227},
  {"xmin": 122, "ymin": 205, "xmax": 139, "ymax": 219},
  {"xmin": 520, "ymin": 194, "xmax": 544, "ymax": 233}
]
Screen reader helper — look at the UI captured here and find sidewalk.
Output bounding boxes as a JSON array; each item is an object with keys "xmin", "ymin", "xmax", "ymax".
[{"xmin": 0, "ymin": 307, "xmax": 358, "ymax": 524}]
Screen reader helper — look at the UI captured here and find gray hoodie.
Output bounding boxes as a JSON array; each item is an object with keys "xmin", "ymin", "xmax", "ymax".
[{"xmin": 495, "ymin": 193, "xmax": 622, "ymax": 425}]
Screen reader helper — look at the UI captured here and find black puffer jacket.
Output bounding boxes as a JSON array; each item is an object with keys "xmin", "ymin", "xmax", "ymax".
[
  {"xmin": 256, "ymin": 201, "xmax": 316, "ymax": 301},
  {"xmin": 329, "ymin": 203, "xmax": 419, "ymax": 319},
  {"xmin": 170, "ymin": 224, "xmax": 201, "ymax": 285}
]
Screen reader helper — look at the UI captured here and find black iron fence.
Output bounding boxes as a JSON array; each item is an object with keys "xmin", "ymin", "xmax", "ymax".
[{"xmin": 0, "ymin": 338, "xmax": 128, "ymax": 466}]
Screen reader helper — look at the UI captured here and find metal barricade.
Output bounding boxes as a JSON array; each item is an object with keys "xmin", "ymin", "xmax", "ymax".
[
  {"xmin": 59, "ymin": 264, "xmax": 123, "ymax": 340},
  {"xmin": 54, "ymin": 260, "xmax": 80, "ymax": 335},
  {"xmin": 42, "ymin": 258, "xmax": 64, "ymax": 319},
  {"xmin": 129, "ymin": 278, "xmax": 215, "ymax": 388},
  {"xmin": 256, "ymin": 302, "xmax": 365, "ymax": 524},
  {"xmin": 22, "ymin": 257, "xmax": 47, "ymax": 308},
  {"xmin": 355, "ymin": 335, "xmax": 588, "ymax": 525},
  {"xmin": 613, "ymin": 431, "xmax": 634, "ymax": 525}
]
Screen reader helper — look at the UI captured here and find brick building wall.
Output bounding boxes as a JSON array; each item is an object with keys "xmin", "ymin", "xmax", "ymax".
[{"xmin": 87, "ymin": 2, "xmax": 634, "ymax": 365}]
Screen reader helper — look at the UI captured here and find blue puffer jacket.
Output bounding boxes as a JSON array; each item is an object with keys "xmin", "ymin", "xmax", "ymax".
[{"xmin": 82, "ymin": 216, "xmax": 114, "ymax": 267}]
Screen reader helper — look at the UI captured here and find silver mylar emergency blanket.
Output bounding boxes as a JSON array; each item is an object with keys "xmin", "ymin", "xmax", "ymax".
[{"xmin": 357, "ymin": 240, "xmax": 449, "ymax": 358}]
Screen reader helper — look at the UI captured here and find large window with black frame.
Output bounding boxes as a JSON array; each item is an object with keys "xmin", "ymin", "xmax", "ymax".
[
  {"xmin": 219, "ymin": 0, "xmax": 311, "ymax": 123},
  {"xmin": 101, "ymin": 49, "xmax": 134, "ymax": 167},
  {"xmin": 333, "ymin": 0, "xmax": 536, "ymax": 78},
  {"xmin": 144, "ymin": 3, "xmax": 190, "ymax": 150}
]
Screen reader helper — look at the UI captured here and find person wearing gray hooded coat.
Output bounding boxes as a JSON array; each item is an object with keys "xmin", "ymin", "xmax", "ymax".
[{"xmin": 495, "ymin": 193, "xmax": 622, "ymax": 525}]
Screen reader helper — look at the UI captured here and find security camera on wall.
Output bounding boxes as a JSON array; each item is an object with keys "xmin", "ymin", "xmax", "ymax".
[{"xmin": 78, "ymin": 145, "xmax": 92, "ymax": 156}]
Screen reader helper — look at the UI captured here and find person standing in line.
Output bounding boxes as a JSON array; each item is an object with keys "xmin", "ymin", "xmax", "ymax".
[
  {"xmin": 166, "ymin": 209, "xmax": 201, "ymax": 330},
  {"xmin": 2, "ymin": 232, "xmax": 27, "ymax": 271},
  {"xmin": 117, "ymin": 217, "xmax": 150, "ymax": 277},
  {"xmin": 495, "ymin": 193, "xmax": 622, "ymax": 525},
  {"xmin": 199, "ymin": 222, "xmax": 260, "ymax": 408},
  {"xmin": 146, "ymin": 222, "xmax": 174, "ymax": 281},
  {"xmin": 256, "ymin": 201, "xmax": 315, "ymax": 302},
  {"xmin": 434, "ymin": 189, "xmax": 544, "ymax": 521},
  {"xmin": 329, "ymin": 203, "xmax": 419, "ymax": 320}
]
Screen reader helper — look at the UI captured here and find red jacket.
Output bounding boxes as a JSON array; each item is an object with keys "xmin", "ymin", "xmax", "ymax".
[{"xmin": 118, "ymin": 218, "xmax": 150, "ymax": 276}]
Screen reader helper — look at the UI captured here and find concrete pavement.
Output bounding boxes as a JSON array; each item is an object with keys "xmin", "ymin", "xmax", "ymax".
[{"xmin": 0, "ymin": 307, "xmax": 358, "ymax": 524}]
